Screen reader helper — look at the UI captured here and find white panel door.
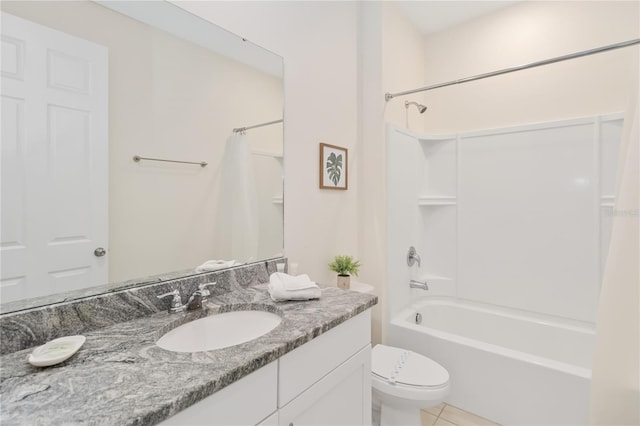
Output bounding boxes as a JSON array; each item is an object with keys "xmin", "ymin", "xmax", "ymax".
[{"xmin": 1, "ymin": 12, "xmax": 108, "ymax": 303}]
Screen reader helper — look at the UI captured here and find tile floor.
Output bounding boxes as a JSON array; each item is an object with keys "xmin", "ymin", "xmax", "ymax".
[{"xmin": 421, "ymin": 403, "xmax": 500, "ymax": 426}]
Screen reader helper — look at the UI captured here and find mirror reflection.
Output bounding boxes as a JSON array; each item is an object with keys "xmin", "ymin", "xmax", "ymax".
[{"xmin": 0, "ymin": 1, "xmax": 284, "ymax": 311}]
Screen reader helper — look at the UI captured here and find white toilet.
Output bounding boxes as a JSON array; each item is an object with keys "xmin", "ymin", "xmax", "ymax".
[
  {"xmin": 348, "ymin": 282, "xmax": 450, "ymax": 426},
  {"xmin": 371, "ymin": 345, "xmax": 450, "ymax": 426}
]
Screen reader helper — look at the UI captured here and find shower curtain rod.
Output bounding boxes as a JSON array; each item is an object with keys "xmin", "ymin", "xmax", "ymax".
[
  {"xmin": 384, "ymin": 38, "xmax": 640, "ymax": 101},
  {"xmin": 233, "ymin": 119, "xmax": 283, "ymax": 134}
]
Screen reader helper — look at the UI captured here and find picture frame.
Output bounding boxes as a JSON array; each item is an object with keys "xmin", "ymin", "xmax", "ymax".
[{"xmin": 319, "ymin": 143, "xmax": 348, "ymax": 190}]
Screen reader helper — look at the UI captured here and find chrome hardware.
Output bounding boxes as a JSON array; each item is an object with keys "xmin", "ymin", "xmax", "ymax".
[
  {"xmin": 133, "ymin": 155, "xmax": 207, "ymax": 167},
  {"xmin": 198, "ymin": 282, "xmax": 217, "ymax": 292},
  {"xmin": 157, "ymin": 290, "xmax": 185, "ymax": 314},
  {"xmin": 415, "ymin": 312, "xmax": 423, "ymax": 324},
  {"xmin": 410, "ymin": 279, "xmax": 429, "ymax": 291},
  {"xmin": 157, "ymin": 283, "xmax": 218, "ymax": 314},
  {"xmin": 407, "ymin": 246, "xmax": 421, "ymax": 267},
  {"xmin": 405, "ymin": 100, "xmax": 427, "ymax": 114},
  {"xmin": 186, "ymin": 282, "xmax": 217, "ymax": 311},
  {"xmin": 385, "ymin": 39, "xmax": 640, "ymax": 102},
  {"xmin": 233, "ymin": 118, "xmax": 283, "ymax": 134},
  {"xmin": 94, "ymin": 247, "xmax": 106, "ymax": 257}
]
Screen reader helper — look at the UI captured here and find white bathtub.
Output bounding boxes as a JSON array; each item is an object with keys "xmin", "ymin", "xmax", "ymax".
[{"xmin": 388, "ymin": 297, "xmax": 595, "ymax": 426}]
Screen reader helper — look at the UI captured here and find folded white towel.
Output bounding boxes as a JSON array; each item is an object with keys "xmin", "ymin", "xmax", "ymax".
[
  {"xmin": 272, "ymin": 272, "xmax": 317, "ymax": 290},
  {"xmin": 268, "ymin": 272, "xmax": 321, "ymax": 302},
  {"xmin": 195, "ymin": 260, "xmax": 240, "ymax": 272}
]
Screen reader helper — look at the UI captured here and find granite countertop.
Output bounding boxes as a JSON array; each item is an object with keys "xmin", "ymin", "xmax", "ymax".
[{"xmin": 0, "ymin": 284, "xmax": 377, "ymax": 426}]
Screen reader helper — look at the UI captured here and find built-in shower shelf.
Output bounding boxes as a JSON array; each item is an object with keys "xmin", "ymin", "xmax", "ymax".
[
  {"xmin": 272, "ymin": 195, "xmax": 284, "ymax": 205},
  {"xmin": 600, "ymin": 195, "xmax": 615, "ymax": 208},
  {"xmin": 417, "ymin": 135, "xmax": 456, "ymax": 144},
  {"xmin": 418, "ymin": 196, "xmax": 457, "ymax": 206}
]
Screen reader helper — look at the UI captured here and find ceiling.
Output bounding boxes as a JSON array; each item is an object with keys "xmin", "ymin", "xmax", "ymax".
[{"xmin": 393, "ymin": 1, "xmax": 520, "ymax": 35}]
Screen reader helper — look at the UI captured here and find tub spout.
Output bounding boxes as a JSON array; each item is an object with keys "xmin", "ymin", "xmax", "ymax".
[{"xmin": 410, "ymin": 279, "xmax": 429, "ymax": 291}]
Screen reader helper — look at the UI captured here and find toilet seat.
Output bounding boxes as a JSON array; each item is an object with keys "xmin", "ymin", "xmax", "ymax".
[{"xmin": 371, "ymin": 344, "xmax": 450, "ymax": 401}]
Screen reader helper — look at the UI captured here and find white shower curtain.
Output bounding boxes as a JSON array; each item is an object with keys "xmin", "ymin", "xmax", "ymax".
[
  {"xmin": 589, "ymin": 52, "xmax": 639, "ymax": 425},
  {"xmin": 216, "ymin": 134, "xmax": 259, "ymax": 264}
]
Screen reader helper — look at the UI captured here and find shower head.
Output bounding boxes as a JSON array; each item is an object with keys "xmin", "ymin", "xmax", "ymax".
[{"xmin": 405, "ymin": 101, "xmax": 427, "ymax": 114}]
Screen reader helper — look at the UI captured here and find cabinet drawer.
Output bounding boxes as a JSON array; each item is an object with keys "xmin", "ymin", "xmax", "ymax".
[{"xmin": 278, "ymin": 310, "xmax": 371, "ymax": 407}]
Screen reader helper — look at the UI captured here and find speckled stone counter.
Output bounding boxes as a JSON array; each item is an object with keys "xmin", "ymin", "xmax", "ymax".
[
  {"xmin": 0, "ymin": 260, "xmax": 284, "ymax": 355},
  {"xmin": 0, "ymin": 283, "xmax": 377, "ymax": 426}
]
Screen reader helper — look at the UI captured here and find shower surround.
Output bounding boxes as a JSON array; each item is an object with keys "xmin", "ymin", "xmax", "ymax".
[{"xmin": 386, "ymin": 113, "xmax": 623, "ymax": 424}]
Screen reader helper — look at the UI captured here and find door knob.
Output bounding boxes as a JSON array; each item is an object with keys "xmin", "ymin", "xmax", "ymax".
[{"xmin": 94, "ymin": 247, "xmax": 106, "ymax": 257}]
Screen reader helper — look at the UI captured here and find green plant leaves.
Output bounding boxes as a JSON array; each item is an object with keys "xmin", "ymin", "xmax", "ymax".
[
  {"xmin": 328, "ymin": 255, "xmax": 361, "ymax": 276},
  {"xmin": 326, "ymin": 153, "xmax": 343, "ymax": 186}
]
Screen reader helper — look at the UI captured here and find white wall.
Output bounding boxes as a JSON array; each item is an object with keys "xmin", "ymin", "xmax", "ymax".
[
  {"xmin": 381, "ymin": 3, "xmax": 428, "ymax": 132},
  {"xmin": 358, "ymin": 3, "xmax": 428, "ymax": 343},
  {"xmin": 590, "ymin": 51, "xmax": 640, "ymax": 426},
  {"xmin": 174, "ymin": 1, "xmax": 360, "ymax": 287},
  {"xmin": 358, "ymin": 3, "xmax": 385, "ymax": 345},
  {"xmin": 421, "ymin": 1, "xmax": 640, "ymax": 133}
]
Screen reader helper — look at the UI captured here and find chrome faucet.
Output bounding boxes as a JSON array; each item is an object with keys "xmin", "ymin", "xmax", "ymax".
[
  {"xmin": 156, "ymin": 282, "xmax": 217, "ymax": 314},
  {"xmin": 185, "ymin": 282, "xmax": 217, "ymax": 311},
  {"xmin": 157, "ymin": 289, "xmax": 186, "ymax": 314},
  {"xmin": 410, "ymin": 279, "xmax": 429, "ymax": 291},
  {"xmin": 407, "ymin": 246, "xmax": 421, "ymax": 267}
]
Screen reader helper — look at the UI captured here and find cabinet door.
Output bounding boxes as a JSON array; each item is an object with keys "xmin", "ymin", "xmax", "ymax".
[
  {"xmin": 279, "ymin": 345, "xmax": 371, "ymax": 426},
  {"xmin": 160, "ymin": 361, "xmax": 277, "ymax": 426},
  {"xmin": 279, "ymin": 310, "xmax": 371, "ymax": 407}
]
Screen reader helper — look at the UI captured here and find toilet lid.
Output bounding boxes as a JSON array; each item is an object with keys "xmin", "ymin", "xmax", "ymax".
[{"xmin": 372, "ymin": 344, "xmax": 449, "ymax": 388}]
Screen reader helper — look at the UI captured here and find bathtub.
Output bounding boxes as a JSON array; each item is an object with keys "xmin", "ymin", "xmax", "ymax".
[{"xmin": 388, "ymin": 297, "xmax": 595, "ymax": 426}]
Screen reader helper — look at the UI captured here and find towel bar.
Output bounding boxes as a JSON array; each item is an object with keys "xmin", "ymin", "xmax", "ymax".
[{"xmin": 133, "ymin": 155, "xmax": 207, "ymax": 167}]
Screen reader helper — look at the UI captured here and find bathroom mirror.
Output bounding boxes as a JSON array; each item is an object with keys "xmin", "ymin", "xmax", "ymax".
[{"xmin": 0, "ymin": 1, "xmax": 284, "ymax": 312}]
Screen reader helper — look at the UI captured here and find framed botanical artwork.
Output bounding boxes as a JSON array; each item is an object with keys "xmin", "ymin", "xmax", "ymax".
[{"xmin": 319, "ymin": 143, "xmax": 348, "ymax": 190}]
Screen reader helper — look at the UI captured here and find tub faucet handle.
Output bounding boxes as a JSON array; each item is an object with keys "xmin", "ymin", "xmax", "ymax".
[{"xmin": 407, "ymin": 246, "xmax": 421, "ymax": 267}]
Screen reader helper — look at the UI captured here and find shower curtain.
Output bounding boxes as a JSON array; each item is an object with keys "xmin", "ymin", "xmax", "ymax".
[
  {"xmin": 589, "ymin": 52, "xmax": 639, "ymax": 425},
  {"xmin": 216, "ymin": 134, "xmax": 259, "ymax": 264}
]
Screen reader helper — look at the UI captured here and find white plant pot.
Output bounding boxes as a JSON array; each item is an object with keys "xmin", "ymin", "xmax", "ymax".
[{"xmin": 337, "ymin": 275, "xmax": 351, "ymax": 290}]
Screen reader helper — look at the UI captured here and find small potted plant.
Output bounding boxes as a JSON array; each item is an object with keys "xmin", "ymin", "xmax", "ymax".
[{"xmin": 328, "ymin": 255, "xmax": 361, "ymax": 290}]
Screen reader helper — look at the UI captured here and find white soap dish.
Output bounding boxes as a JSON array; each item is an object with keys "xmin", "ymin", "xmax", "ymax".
[{"xmin": 27, "ymin": 335, "xmax": 86, "ymax": 367}]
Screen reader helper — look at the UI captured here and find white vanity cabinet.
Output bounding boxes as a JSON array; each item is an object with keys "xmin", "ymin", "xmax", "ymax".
[
  {"xmin": 277, "ymin": 310, "xmax": 372, "ymax": 426},
  {"xmin": 278, "ymin": 345, "xmax": 371, "ymax": 426},
  {"xmin": 160, "ymin": 361, "xmax": 278, "ymax": 426},
  {"xmin": 159, "ymin": 310, "xmax": 372, "ymax": 426}
]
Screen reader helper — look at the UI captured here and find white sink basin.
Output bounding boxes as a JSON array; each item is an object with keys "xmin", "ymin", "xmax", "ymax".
[{"xmin": 157, "ymin": 310, "xmax": 282, "ymax": 353}]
